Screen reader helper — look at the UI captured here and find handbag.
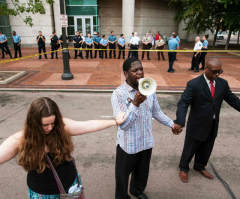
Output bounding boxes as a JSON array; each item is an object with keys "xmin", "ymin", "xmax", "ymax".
[{"xmin": 46, "ymin": 155, "xmax": 86, "ymax": 199}]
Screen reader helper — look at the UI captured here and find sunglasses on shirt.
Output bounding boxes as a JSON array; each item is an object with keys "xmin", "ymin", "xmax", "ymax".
[{"xmin": 207, "ymin": 67, "xmax": 223, "ymax": 75}]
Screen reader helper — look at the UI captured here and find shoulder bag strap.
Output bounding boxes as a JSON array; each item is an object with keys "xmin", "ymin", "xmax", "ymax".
[
  {"xmin": 46, "ymin": 154, "xmax": 66, "ymax": 194},
  {"xmin": 71, "ymin": 157, "xmax": 81, "ymax": 186}
]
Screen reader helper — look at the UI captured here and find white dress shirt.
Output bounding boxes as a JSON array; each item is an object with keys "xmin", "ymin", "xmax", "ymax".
[
  {"xmin": 193, "ymin": 41, "xmax": 203, "ymax": 51},
  {"xmin": 130, "ymin": 36, "xmax": 140, "ymax": 45}
]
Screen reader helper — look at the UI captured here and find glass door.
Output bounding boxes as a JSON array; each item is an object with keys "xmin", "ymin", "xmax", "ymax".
[{"xmin": 74, "ymin": 16, "xmax": 93, "ymax": 36}]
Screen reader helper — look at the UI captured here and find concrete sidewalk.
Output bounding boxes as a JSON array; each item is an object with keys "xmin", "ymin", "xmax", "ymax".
[
  {"xmin": 0, "ymin": 47, "xmax": 240, "ymax": 92},
  {"xmin": 0, "ymin": 92, "xmax": 239, "ymax": 199}
]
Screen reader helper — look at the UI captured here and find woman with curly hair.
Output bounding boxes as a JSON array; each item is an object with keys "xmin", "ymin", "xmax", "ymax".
[{"xmin": 0, "ymin": 97, "xmax": 125, "ymax": 199}]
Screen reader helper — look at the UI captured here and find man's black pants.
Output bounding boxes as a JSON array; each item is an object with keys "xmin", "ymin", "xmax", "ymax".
[
  {"xmin": 1, "ymin": 43, "xmax": 12, "ymax": 58},
  {"xmin": 168, "ymin": 52, "xmax": 176, "ymax": 71},
  {"xmin": 179, "ymin": 121, "xmax": 216, "ymax": 172},
  {"xmin": 191, "ymin": 52, "xmax": 201, "ymax": 71},
  {"xmin": 14, "ymin": 43, "xmax": 22, "ymax": 58},
  {"xmin": 142, "ymin": 44, "xmax": 152, "ymax": 60},
  {"xmin": 130, "ymin": 45, "xmax": 139, "ymax": 59},
  {"xmin": 200, "ymin": 52, "xmax": 207, "ymax": 69},
  {"xmin": 38, "ymin": 45, "xmax": 47, "ymax": 59},
  {"xmin": 94, "ymin": 43, "xmax": 100, "ymax": 58},
  {"xmin": 115, "ymin": 145, "xmax": 152, "ymax": 199},
  {"xmin": 118, "ymin": 45, "xmax": 125, "ymax": 59},
  {"xmin": 109, "ymin": 43, "xmax": 116, "ymax": 58}
]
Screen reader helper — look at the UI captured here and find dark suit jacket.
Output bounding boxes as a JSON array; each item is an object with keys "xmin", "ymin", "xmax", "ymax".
[{"xmin": 175, "ymin": 74, "xmax": 240, "ymax": 141}]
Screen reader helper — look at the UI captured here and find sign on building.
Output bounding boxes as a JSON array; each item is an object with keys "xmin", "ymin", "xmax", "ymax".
[{"xmin": 60, "ymin": 15, "xmax": 68, "ymax": 27}]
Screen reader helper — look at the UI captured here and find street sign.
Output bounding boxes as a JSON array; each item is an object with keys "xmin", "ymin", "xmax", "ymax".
[{"xmin": 60, "ymin": 15, "xmax": 68, "ymax": 27}]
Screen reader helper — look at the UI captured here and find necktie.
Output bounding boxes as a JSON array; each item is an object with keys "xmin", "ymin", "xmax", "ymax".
[{"xmin": 210, "ymin": 80, "xmax": 215, "ymax": 98}]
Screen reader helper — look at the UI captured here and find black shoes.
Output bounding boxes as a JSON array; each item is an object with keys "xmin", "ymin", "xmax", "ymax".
[{"xmin": 131, "ymin": 192, "xmax": 149, "ymax": 199}]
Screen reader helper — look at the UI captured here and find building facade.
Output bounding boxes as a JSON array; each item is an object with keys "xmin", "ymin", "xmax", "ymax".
[{"xmin": 3, "ymin": 0, "xmax": 191, "ymax": 45}]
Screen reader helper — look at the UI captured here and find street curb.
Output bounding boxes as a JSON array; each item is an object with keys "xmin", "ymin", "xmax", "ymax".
[{"xmin": 0, "ymin": 88, "xmax": 240, "ymax": 95}]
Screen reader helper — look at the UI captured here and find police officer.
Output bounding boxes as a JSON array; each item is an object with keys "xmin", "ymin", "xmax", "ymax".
[
  {"xmin": 108, "ymin": 31, "xmax": 117, "ymax": 58},
  {"xmin": 59, "ymin": 34, "xmax": 71, "ymax": 59},
  {"xmin": 73, "ymin": 31, "xmax": 83, "ymax": 59},
  {"xmin": 128, "ymin": 32, "xmax": 134, "ymax": 58},
  {"xmin": 85, "ymin": 33, "xmax": 93, "ymax": 59},
  {"xmin": 0, "ymin": 31, "xmax": 12, "ymax": 59},
  {"xmin": 142, "ymin": 33, "xmax": 152, "ymax": 60},
  {"xmin": 167, "ymin": 32, "xmax": 179, "ymax": 73},
  {"xmin": 200, "ymin": 35, "xmax": 208, "ymax": 70},
  {"xmin": 50, "ymin": 32, "xmax": 59, "ymax": 59},
  {"xmin": 12, "ymin": 31, "xmax": 22, "ymax": 58},
  {"xmin": 117, "ymin": 34, "xmax": 126, "ymax": 59},
  {"xmin": 100, "ymin": 35, "xmax": 108, "ymax": 59},
  {"xmin": 190, "ymin": 36, "xmax": 202, "ymax": 72},
  {"xmin": 129, "ymin": 32, "xmax": 140, "ymax": 59},
  {"xmin": 36, "ymin": 31, "xmax": 47, "ymax": 59},
  {"xmin": 93, "ymin": 32, "xmax": 101, "ymax": 58}
]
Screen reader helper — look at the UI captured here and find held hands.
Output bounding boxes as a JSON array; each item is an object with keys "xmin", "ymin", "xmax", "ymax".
[
  {"xmin": 132, "ymin": 91, "xmax": 146, "ymax": 107},
  {"xmin": 172, "ymin": 123, "xmax": 183, "ymax": 135},
  {"xmin": 115, "ymin": 111, "xmax": 126, "ymax": 125}
]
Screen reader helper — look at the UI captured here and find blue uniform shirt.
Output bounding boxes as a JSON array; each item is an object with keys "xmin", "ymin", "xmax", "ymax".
[
  {"xmin": 85, "ymin": 37, "xmax": 93, "ymax": 45},
  {"xmin": 202, "ymin": 40, "xmax": 208, "ymax": 49},
  {"xmin": 13, "ymin": 35, "xmax": 21, "ymax": 43},
  {"xmin": 100, "ymin": 39, "xmax": 108, "ymax": 46},
  {"xmin": 168, "ymin": 38, "xmax": 179, "ymax": 50},
  {"xmin": 108, "ymin": 35, "xmax": 117, "ymax": 42},
  {"xmin": 176, "ymin": 36, "xmax": 180, "ymax": 43},
  {"xmin": 0, "ymin": 34, "xmax": 7, "ymax": 42},
  {"xmin": 118, "ymin": 37, "xmax": 126, "ymax": 46},
  {"xmin": 93, "ymin": 36, "xmax": 101, "ymax": 43}
]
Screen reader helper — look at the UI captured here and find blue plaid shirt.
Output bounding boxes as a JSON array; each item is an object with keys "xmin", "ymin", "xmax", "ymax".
[{"xmin": 111, "ymin": 82, "xmax": 174, "ymax": 154}]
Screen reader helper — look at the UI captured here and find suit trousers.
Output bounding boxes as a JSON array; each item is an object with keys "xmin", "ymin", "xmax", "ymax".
[
  {"xmin": 115, "ymin": 145, "xmax": 152, "ymax": 199},
  {"xmin": 179, "ymin": 120, "xmax": 216, "ymax": 172}
]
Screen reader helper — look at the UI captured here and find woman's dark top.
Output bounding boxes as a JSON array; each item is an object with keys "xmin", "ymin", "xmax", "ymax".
[{"xmin": 27, "ymin": 155, "xmax": 76, "ymax": 194}]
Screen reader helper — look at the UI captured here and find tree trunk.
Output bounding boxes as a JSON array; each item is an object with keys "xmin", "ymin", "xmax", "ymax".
[
  {"xmin": 213, "ymin": 25, "xmax": 219, "ymax": 47},
  {"xmin": 225, "ymin": 30, "xmax": 232, "ymax": 50},
  {"xmin": 237, "ymin": 30, "xmax": 240, "ymax": 45}
]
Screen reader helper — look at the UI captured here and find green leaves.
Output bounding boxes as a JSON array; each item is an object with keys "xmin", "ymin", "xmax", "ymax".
[{"xmin": 0, "ymin": 0, "xmax": 54, "ymax": 26}]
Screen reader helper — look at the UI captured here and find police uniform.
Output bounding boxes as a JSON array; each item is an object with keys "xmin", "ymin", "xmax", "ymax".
[
  {"xmin": 168, "ymin": 37, "xmax": 179, "ymax": 72},
  {"xmin": 129, "ymin": 35, "xmax": 140, "ymax": 59},
  {"xmin": 85, "ymin": 36, "xmax": 93, "ymax": 59},
  {"xmin": 108, "ymin": 34, "xmax": 117, "ymax": 58},
  {"xmin": 191, "ymin": 41, "xmax": 203, "ymax": 72},
  {"xmin": 59, "ymin": 35, "xmax": 71, "ymax": 59},
  {"xmin": 50, "ymin": 34, "xmax": 59, "ymax": 59},
  {"xmin": 100, "ymin": 38, "xmax": 108, "ymax": 59},
  {"xmin": 155, "ymin": 38, "xmax": 165, "ymax": 60},
  {"xmin": 142, "ymin": 35, "xmax": 152, "ymax": 60},
  {"xmin": 0, "ymin": 33, "xmax": 12, "ymax": 59},
  {"xmin": 12, "ymin": 33, "xmax": 22, "ymax": 58},
  {"xmin": 36, "ymin": 34, "xmax": 47, "ymax": 59},
  {"xmin": 118, "ymin": 37, "xmax": 126, "ymax": 59},
  {"xmin": 200, "ymin": 39, "xmax": 208, "ymax": 70},
  {"xmin": 73, "ymin": 34, "xmax": 83, "ymax": 59},
  {"xmin": 93, "ymin": 34, "xmax": 101, "ymax": 58}
]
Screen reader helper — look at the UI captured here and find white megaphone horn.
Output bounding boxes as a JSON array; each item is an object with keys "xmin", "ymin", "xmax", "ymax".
[{"xmin": 138, "ymin": 77, "xmax": 157, "ymax": 96}]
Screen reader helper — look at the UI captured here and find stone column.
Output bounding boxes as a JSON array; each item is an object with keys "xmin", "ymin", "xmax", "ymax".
[{"xmin": 122, "ymin": 0, "xmax": 135, "ymax": 41}]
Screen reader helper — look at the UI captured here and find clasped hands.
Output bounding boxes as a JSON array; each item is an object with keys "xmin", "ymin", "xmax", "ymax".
[{"xmin": 172, "ymin": 123, "xmax": 183, "ymax": 135}]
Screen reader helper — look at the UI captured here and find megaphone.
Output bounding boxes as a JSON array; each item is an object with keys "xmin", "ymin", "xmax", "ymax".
[{"xmin": 138, "ymin": 77, "xmax": 157, "ymax": 96}]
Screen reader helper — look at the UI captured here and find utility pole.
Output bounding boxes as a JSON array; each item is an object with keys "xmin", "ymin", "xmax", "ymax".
[{"xmin": 59, "ymin": 0, "xmax": 73, "ymax": 80}]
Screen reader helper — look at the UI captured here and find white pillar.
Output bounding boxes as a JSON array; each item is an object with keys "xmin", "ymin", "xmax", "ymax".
[{"xmin": 122, "ymin": 0, "xmax": 135, "ymax": 40}]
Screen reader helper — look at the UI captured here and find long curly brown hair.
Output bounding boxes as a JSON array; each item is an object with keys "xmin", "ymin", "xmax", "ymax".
[{"xmin": 18, "ymin": 97, "xmax": 73, "ymax": 173}]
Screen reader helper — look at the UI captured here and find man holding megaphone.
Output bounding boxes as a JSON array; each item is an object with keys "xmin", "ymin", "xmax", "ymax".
[{"xmin": 111, "ymin": 57, "xmax": 182, "ymax": 199}]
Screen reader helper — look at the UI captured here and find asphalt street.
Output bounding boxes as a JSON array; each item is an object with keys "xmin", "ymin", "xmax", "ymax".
[{"xmin": 0, "ymin": 92, "xmax": 239, "ymax": 199}]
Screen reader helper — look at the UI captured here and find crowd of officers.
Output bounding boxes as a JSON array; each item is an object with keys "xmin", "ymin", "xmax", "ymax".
[{"xmin": 0, "ymin": 30, "xmax": 208, "ymax": 73}]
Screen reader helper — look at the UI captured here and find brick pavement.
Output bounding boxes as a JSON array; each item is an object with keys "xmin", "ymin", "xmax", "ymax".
[{"xmin": 0, "ymin": 47, "xmax": 240, "ymax": 91}]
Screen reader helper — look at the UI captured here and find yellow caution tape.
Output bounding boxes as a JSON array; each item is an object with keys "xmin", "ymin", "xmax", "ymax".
[{"xmin": 0, "ymin": 47, "xmax": 239, "ymax": 64}]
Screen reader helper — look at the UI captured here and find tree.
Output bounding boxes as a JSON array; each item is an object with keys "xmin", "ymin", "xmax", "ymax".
[
  {"xmin": 0, "ymin": 0, "xmax": 54, "ymax": 26},
  {"xmin": 169, "ymin": 0, "xmax": 240, "ymax": 49}
]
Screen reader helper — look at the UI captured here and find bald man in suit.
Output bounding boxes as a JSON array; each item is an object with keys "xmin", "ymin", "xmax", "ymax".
[{"xmin": 174, "ymin": 58, "xmax": 240, "ymax": 183}]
